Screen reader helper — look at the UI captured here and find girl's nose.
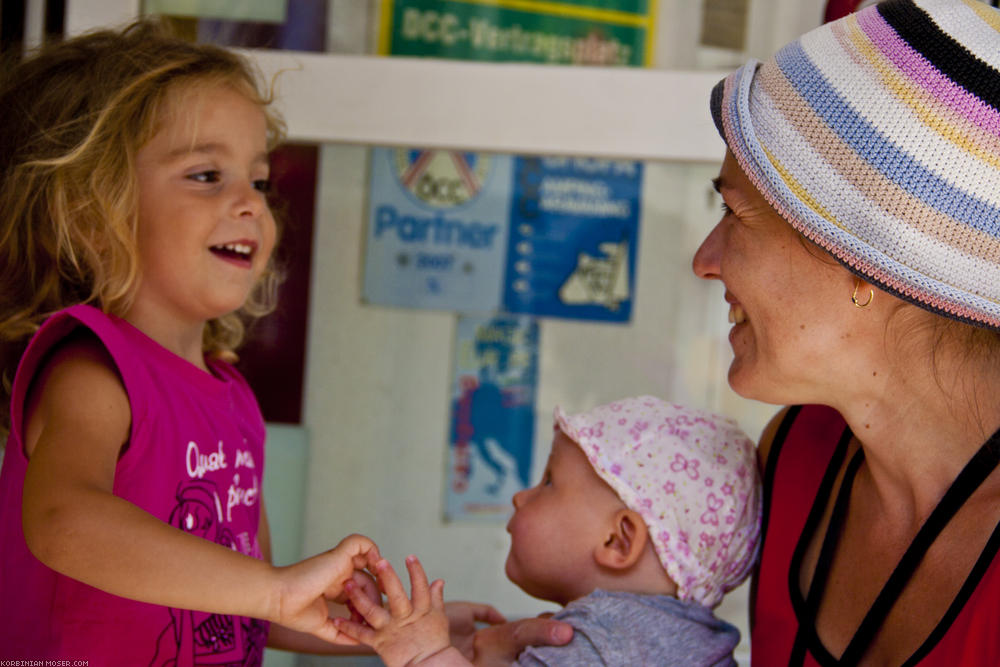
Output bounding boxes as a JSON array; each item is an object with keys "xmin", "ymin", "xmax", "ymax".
[
  {"xmin": 692, "ymin": 222, "xmax": 724, "ymax": 281},
  {"xmin": 233, "ymin": 180, "xmax": 267, "ymax": 219}
]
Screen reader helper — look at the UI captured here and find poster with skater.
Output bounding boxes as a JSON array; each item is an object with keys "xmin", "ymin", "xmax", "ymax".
[{"xmin": 446, "ymin": 314, "xmax": 539, "ymax": 520}]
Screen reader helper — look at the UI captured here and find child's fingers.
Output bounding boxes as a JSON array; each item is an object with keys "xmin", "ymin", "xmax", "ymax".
[
  {"xmin": 348, "ymin": 569, "xmax": 382, "ymax": 607},
  {"xmin": 321, "ymin": 534, "xmax": 382, "ymax": 599},
  {"xmin": 344, "ymin": 579, "xmax": 390, "ymax": 629},
  {"xmin": 345, "ymin": 600, "xmax": 365, "ymax": 625},
  {"xmin": 339, "ymin": 533, "xmax": 381, "ymax": 570},
  {"xmin": 305, "ymin": 615, "xmax": 363, "ymax": 647},
  {"xmin": 374, "ymin": 558, "xmax": 413, "ymax": 618},
  {"xmin": 429, "ymin": 578, "xmax": 446, "ymax": 611},
  {"xmin": 330, "ymin": 616, "xmax": 376, "ymax": 646},
  {"xmin": 404, "ymin": 554, "xmax": 432, "ymax": 611},
  {"xmin": 363, "ymin": 550, "xmax": 390, "ymax": 596}
]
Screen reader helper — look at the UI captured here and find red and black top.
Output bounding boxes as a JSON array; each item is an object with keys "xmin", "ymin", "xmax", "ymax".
[{"xmin": 752, "ymin": 405, "xmax": 1000, "ymax": 666}]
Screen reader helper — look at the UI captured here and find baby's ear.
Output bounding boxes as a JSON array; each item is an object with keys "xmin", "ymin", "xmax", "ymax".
[{"xmin": 594, "ymin": 509, "xmax": 648, "ymax": 570}]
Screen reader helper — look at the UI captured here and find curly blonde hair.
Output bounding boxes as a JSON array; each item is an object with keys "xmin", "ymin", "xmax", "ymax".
[{"xmin": 0, "ymin": 18, "xmax": 286, "ymax": 437}]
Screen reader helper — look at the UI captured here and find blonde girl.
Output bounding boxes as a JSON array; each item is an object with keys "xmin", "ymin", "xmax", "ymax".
[{"xmin": 0, "ymin": 19, "xmax": 379, "ymax": 663}]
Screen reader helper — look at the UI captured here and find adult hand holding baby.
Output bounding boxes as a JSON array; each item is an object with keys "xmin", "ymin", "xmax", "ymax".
[
  {"xmin": 443, "ymin": 599, "xmax": 508, "ymax": 656},
  {"xmin": 467, "ymin": 614, "xmax": 574, "ymax": 667}
]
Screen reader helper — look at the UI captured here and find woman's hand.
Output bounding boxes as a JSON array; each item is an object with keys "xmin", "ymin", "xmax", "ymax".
[
  {"xmin": 444, "ymin": 600, "xmax": 506, "ymax": 658},
  {"xmin": 469, "ymin": 615, "xmax": 574, "ymax": 667}
]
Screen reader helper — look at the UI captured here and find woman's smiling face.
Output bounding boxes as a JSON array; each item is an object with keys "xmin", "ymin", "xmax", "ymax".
[{"xmin": 692, "ymin": 151, "xmax": 859, "ymax": 405}]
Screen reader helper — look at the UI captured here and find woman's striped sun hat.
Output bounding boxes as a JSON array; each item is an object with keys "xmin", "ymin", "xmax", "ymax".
[{"xmin": 710, "ymin": 0, "xmax": 1000, "ymax": 331}]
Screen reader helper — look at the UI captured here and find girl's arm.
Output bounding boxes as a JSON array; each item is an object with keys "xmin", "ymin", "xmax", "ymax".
[{"xmin": 20, "ymin": 336, "xmax": 375, "ymax": 644}]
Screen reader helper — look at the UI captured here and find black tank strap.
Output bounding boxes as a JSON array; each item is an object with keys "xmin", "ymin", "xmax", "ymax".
[
  {"xmin": 839, "ymin": 428, "xmax": 1000, "ymax": 663},
  {"xmin": 805, "ymin": 447, "xmax": 866, "ymax": 621},
  {"xmin": 788, "ymin": 425, "xmax": 854, "ymax": 667}
]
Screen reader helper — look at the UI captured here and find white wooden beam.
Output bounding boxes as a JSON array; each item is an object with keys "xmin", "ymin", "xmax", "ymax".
[{"xmin": 247, "ymin": 50, "xmax": 728, "ymax": 163}]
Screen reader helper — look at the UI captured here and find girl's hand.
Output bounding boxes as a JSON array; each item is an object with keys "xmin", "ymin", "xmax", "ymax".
[
  {"xmin": 271, "ymin": 534, "xmax": 380, "ymax": 645},
  {"xmin": 334, "ymin": 554, "xmax": 460, "ymax": 667}
]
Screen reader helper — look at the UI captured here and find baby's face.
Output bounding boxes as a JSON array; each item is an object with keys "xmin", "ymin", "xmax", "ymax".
[{"xmin": 505, "ymin": 428, "xmax": 626, "ymax": 605}]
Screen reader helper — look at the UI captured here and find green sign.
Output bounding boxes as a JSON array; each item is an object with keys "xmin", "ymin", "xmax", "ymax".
[
  {"xmin": 145, "ymin": 0, "xmax": 287, "ymax": 22},
  {"xmin": 379, "ymin": 0, "xmax": 656, "ymax": 67}
]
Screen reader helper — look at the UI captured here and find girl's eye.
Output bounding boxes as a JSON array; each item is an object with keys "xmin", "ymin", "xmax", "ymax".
[
  {"xmin": 188, "ymin": 170, "xmax": 220, "ymax": 184},
  {"xmin": 253, "ymin": 179, "xmax": 272, "ymax": 193}
]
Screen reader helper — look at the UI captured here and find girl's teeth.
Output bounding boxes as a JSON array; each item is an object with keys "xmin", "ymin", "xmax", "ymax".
[
  {"xmin": 729, "ymin": 304, "xmax": 746, "ymax": 324},
  {"xmin": 218, "ymin": 243, "xmax": 251, "ymax": 255}
]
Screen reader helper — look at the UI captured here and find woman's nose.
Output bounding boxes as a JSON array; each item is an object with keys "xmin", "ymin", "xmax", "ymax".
[{"xmin": 692, "ymin": 222, "xmax": 723, "ymax": 280}]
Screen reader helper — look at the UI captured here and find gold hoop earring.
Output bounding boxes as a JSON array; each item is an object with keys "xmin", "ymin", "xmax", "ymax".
[{"xmin": 852, "ymin": 282, "xmax": 874, "ymax": 308}]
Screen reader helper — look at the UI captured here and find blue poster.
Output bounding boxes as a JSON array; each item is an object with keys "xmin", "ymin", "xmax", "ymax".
[
  {"xmin": 364, "ymin": 150, "xmax": 642, "ymax": 322},
  {"xmin": 446, "ymin": 315, "xmax": 539, "ymax": 521},
  {"xmin": 363, "ymin": 148, "xmax": 512, "ymax": 313},
  {"xmin": 504, "ymin": 156, "xmax": 641, "ymax": 321}
]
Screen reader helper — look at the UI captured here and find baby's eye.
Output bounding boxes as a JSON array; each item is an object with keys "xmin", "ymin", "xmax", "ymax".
[
  {"xmin": 542, "ymin": 470, "xmax": 552, "ymax": 486},
  {"xmin": 720, "ymin": 201, "xmax": 735, "ymax": 215},
  {"xmin": 188, "ymin": 170, "xmax": 221, "ymax": 184},
  {"xmin": 253, "ymin": 179, "xmax": 272, "ymax": 193}
]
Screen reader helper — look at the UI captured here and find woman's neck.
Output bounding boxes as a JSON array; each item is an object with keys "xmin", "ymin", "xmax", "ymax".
[{"xmin": 835, "ymin": 344, "xmax": 1000, "ymax": 523}]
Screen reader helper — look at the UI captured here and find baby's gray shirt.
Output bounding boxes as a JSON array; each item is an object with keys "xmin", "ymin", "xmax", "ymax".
[{"xmin": 516, "ymin": 589, "xmax": 740, "ymax": 666}]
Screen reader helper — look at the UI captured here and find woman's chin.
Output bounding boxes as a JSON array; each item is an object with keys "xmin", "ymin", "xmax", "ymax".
[
  {"xmin": 727, "ymin": 359, "xmax": 767, "ymax": 402},
  {"xmin": 728, "ymin": 365, "xmax": 794, "ymax": 407}
]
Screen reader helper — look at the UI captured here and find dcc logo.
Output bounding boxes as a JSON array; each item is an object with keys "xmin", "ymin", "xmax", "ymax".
[{"xmin": 394, "ymin": 149, "xmax": 491, "ymax": 208}]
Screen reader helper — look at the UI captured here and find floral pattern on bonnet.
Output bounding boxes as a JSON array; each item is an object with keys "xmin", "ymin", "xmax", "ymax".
[{"xmin": 555, "ymin": 396, "xmax": 762, "ymax": 608}]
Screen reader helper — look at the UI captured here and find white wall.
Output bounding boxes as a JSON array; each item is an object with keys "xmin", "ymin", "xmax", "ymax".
[{"xmin": 296, "ymin": 146, "xmax": 779, "ymax": 666}]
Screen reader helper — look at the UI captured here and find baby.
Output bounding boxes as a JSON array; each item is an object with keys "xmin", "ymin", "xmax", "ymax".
[{"xmin": 338, "ymin": 396, "xmax": 761, "ymax": 665}]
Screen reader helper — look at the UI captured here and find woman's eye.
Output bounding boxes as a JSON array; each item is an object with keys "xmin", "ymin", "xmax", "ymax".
[
  {"xmin": 188, "ymin": 170, "xmax": 220, "ymax": 184},
  {"xmin": 253, "ymin": 179, "xmax": 272, "ymax": 193}
]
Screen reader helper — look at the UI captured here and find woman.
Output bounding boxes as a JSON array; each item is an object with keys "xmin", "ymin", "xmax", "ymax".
[{"xmin": 692, "ymin": 0, "xmax": 1000, "ymax": 665}]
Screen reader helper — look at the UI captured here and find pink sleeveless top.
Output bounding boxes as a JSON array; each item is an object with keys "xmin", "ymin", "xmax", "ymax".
[
  {"xmin": 753, "ymin": 405, "xmax": 1000, "ymax": 666},
  {"xmin": 0, "ymin": 304, "xmax": 269, "ymax": 665}
]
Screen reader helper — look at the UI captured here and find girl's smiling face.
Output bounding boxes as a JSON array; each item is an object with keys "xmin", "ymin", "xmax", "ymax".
[
  {"xmin": 130, "ymin": 82, "xmax": 276, "ymax": 336},
  {"xmin": 692, "ymin": 151, "xmax": 862, "ymax": 406}
]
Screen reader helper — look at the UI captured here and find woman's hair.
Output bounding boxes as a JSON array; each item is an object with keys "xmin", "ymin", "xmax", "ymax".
[{"xmin": 0, "ymin": 18, "xmax": 286, "ymax": 436}]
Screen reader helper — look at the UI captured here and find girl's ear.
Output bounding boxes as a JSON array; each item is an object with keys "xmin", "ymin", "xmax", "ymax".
[{"xmin": 594, "ymin": 508, "xmax": 648, "ymax": 570}]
